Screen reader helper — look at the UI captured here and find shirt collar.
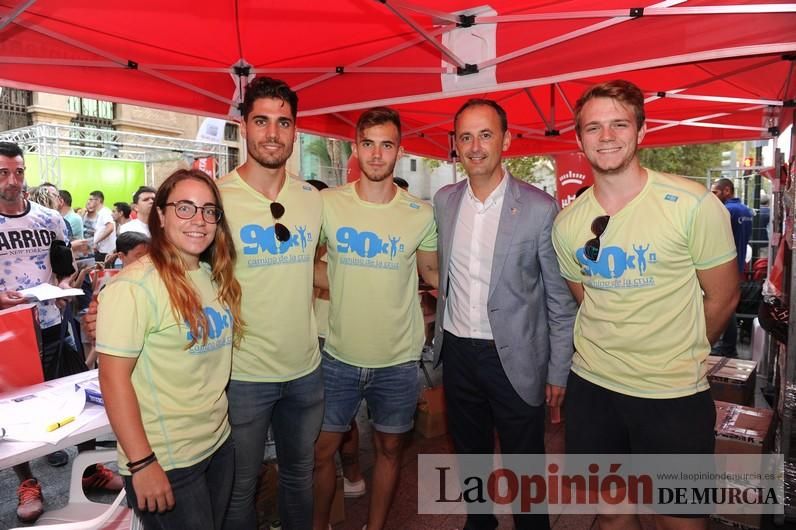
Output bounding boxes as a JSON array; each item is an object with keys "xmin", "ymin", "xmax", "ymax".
[{"xmin": 466, "ymin": 167, "xmax": 508, "ymax": 209}]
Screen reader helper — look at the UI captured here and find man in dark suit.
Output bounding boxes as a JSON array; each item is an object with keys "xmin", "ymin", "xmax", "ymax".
[{"xmin": 432, "ymin": 99, "xmax": 577, "ymax": 530}]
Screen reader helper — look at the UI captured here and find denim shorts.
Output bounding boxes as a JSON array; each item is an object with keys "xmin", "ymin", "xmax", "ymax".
[{"xmin": 321, "ymin": 351, "xmax": 420, "ymax": 434}]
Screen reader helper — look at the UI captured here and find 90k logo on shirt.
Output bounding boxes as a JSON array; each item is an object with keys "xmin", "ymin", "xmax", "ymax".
[
  {"xmin": 186, "ymin": 306, "xmax": 233, "ymax": 354},
  {"xmin": 240, "ymin": 224, "xmax": 314, "ymax": 255},
  {"xmin": 336, "ymin": 227, "xmax": 404, "ymax": 259},
  {"xmin": 576, "ymin": 243, "xmax": 657, "ymax": 285}
]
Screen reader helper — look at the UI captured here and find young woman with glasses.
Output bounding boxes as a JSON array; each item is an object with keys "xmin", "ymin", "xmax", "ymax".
[{"xmin": 96, "ymin": 169, "xmax": 244, "ymax": 530}]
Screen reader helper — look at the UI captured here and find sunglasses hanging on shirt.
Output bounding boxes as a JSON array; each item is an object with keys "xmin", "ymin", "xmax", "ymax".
[
  {"xmin": 583, "ymin": 215, "xmax": 610, "ymax": 262},
  {"xmin": 270, "ymin": 201, "xmax": 291, "ymax": 243}
]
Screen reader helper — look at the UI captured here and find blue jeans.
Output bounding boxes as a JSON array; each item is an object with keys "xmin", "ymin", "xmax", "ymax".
[
  {"xmin": 321, "ymin": 351, "xmax": 419, "ymax": 434},
  {"xmin": 223, "ymin": 367, "xmax": 324, "ymax": 530},
  {"xmin": 124, "ymin": 438, "xmax": 234, "ymax": 530}
]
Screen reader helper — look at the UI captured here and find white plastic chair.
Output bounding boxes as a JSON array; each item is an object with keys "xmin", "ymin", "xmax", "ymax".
[{"xmin": 10, "ymin": 449, "xmax": 135, "ymax": 530}]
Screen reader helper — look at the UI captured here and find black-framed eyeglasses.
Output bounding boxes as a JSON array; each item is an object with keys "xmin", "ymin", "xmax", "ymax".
[
  {"xmin": 165, "ymin": 201, "xmax": 223, "ymax": 224},
  {"xmin": 583, "ymin": 215, "xmax": 610, "ymax": 262},
  {"xmin": 270, "ymin": 201, "xmax": 291, "ymax": 242}
]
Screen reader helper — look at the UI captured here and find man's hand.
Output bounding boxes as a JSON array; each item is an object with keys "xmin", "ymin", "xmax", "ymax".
[
  {"xmin": 85, "ymin": 299, "xmax": 98, "ymax": 340},
  {"xmin": 0, "ymin": 290, "xmax": 27, "ymax": 309},
  {"xmin": 545, "ymin": 383, "xmax": 566, "ymax": 408}
]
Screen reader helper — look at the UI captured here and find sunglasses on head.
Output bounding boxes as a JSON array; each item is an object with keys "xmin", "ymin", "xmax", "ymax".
[
  {"xmin": 584, "ymin": 215, "xmax": 610, "ymax": 262},
  {"xmin": 270, "ymin": 201, "xmax": 291, "ymax": 242}
]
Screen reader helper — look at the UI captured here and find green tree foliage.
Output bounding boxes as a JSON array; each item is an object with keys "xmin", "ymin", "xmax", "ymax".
[
  {"xmin": 505, "ymin": 156, "xmax": 552, "ymax": 184},
  {"xmin": 638, "ymin": 142, "xmax": 735, "ymax": 181}
]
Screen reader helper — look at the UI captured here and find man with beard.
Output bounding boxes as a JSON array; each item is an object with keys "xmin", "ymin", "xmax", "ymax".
[
  {"xmin": 0, "ymin": 142, "xmax": 122, "ymax": 523},
  {"xmin": 219, "ymin": 77, "xmax": 324, "ymax": 530},
  {"xmin": 432, "ymin": 99, "xmax": 575, "ymax": 530},
  {"xmin": 312, "ymin": 107, "xmax": 438, "ymax": 530},
  {"xmin": 552, "ymin": 80, "xmax": 739, "ymax": 530}
]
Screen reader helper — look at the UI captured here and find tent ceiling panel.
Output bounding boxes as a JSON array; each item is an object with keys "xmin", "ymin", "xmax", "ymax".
[{"xmin": 0, "ymin": 0, "xmax": 793, "ymax": 158}]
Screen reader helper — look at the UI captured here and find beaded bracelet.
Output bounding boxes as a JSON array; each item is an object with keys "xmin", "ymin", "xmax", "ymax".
[{"xmin": 126, "ymin": 452, "xmax": 155, "ymax": 469}]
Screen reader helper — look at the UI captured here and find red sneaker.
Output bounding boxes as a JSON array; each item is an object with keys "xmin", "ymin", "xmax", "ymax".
[
  {"xmin": 82, "ymin": 463, "xmax": 124, "ymax": 492},
  {"xmin": 17, "ymin": 478, "xmax": 43, "ymax": 523}
]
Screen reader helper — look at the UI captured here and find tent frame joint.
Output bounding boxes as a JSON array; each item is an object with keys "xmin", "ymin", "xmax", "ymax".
[
  {"xmin": 457, "ymin": 63, "xmax": 479, "ymax": 76},
  {"xmin": 127, "ymin": 60, "xmax": 138, "ymax": 70},
  {"xmin": 457, "ymin": 14, "xmax": 475, "ymax": 27},
  {"xmin": 768, "ymin": 126, "xmax": 780, "ymax": 136},
  {"xmin": 629, "ymin": 7, "xmax": 644, "ymax": 18},
  {"xmin": 783, "ymin": 99, "xmax": 795, "ymax": 108},
  {"xmin": 544, "ymin": 129, "xmax": 560, "ymax": 137},
  {"xmin": 234, "ymin": 65, "xmax": 251, "ymax": 77}
]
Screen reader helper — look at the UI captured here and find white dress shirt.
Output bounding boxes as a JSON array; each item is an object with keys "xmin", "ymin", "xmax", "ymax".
[{"xmin": 443, "ymin": 171, "xmax": 508, "ymax": 339}]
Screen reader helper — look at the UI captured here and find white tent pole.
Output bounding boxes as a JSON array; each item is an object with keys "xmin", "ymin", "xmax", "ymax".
[
  {"xmin": 646, "ymin": 118, "xmax": 770, "ymax": 133},
  {"xmin": 379, "ymin": 2, "xmax": 466, "ymax": 69},
  {"xmin": 657, "ymin": 93, "xmax": 784, "ymax": 106},
  {"xmin": 293, "ymin": 25, "xmax": 453, "ymax": 92},
  {"xmin": 299, "ymin": 43, "xmax": 796, "ymax": 117},
  {"xmin": 8, "ymin": 18, "xmax": 232, "ymax": 106},
  {"xmin": 478, "ymin": 3, "xmax": 796, "ymax": 23},
  {"xmin": 388, "ymin": 0, "xmax": 460, "ymax": 23},
  {"xmin": 481, "ymin": 0, "xmax": 688, "ymax": 69},
  {"xmin": 0, "ymin": 0, "xmax": 37, "ymax": 32},
  {"xmin": 523, "ymin": 88, "xmax": 554, "ymax": 130}
]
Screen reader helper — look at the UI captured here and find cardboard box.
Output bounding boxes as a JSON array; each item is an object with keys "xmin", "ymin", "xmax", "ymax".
[
  {"xmin": 415, "ymin": 386, "xmax": 447, "ymax": 438},
  {"xmin": 710, "ymin": 479, "xmax": 765, "ymax": 529},
  {"xmin": 706, "ymin": 356, "xmax": 757, "ymax": 406},
  {"xmin": 714, "ymin": 401, "xmax": 773, "ymax": 455}
]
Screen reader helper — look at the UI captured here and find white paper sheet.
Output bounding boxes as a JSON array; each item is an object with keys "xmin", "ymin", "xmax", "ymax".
[
  {"xmin": 0, "ymin": 380, "xmax": 89, "ymax": 444},
  {"xmin": 19, "ymin": 283, "xmax": 84, "ymax": 302}
]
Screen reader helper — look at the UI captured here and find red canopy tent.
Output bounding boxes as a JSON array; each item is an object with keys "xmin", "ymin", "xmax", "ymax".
[{"xmin": 0, "ymin": 0, "xmax": 794, "ymax": 158}]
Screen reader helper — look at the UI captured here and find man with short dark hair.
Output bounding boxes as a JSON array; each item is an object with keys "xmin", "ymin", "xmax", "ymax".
[
  {"xmin": 57, "ymin": 189, "xmax": 83, "ymax": 240},
  {"xmin": 120, "ymin": 186, "xmax": 155, "ymax": 236},
  {"xmin": 433, "ymin": 99, "xmax": 576, "ymax": 530},
  {"xmin": 0, "ymin": 142, "xmax": 122, "ymax": 522},
  {"xmin": 552, "ymin": 80, "xmax": 739, "ymax": 530},
  {"xmin": 111, "ymin": 201, "xmax": 131, "ymax": 231},
  {"xmin": 710, "ymin": 177, "xmax": 754, "ymax": 357},
  {"xmin": 312, "ymin": 107, "xmax": 438, "ymax": 530},
  {"xmin": 220, "ymin": 77, "xmax": 324, "ymax": 530},
  {"xmin": 83, "ymin": 190, "xmax": 115, "ymax": 261}
]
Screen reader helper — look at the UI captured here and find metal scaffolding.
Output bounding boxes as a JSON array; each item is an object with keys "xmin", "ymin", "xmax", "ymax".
[{"xmin": 0, "ymin": 123, "xmax": 229, "ymax": 186}]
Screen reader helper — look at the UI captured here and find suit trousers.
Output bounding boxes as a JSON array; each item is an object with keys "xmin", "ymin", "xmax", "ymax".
[{"xmin": 441, "ymin": 331, "xmax": 550, "ymax": 530}]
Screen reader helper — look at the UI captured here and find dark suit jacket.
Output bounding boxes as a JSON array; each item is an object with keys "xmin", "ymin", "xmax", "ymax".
[{"xmin": 432, "ymin": 174, "xmax": 577, "ymax": 406}]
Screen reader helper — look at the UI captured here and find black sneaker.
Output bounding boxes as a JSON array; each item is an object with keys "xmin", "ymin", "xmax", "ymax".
[{"xmin": 46, "ymin": 450, "xmax": 69, "ymax": 467}]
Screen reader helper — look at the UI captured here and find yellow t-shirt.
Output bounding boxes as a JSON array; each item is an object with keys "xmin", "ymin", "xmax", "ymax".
[
  {"xmin": 96, "ymin": 257, "xmax": 232, "ymax": 473},
  {"xmin": 321, "ymin": 183, "xmax": 437, "ymax": 367},
  {"xmin": 552, "ymin": 169, "xmax": 736, "ymax": 398},
  {"xmin": 218, "ymin": 171, "xmax": 322, "ymax": 381}
]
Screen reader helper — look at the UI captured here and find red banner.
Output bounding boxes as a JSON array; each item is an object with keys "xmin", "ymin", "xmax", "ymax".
[
  {"xmin": 347, "ymin": 154, "xmax": 361, "ymax": 183},
  {"xmin": 554, "ymin": 153, "xmax": 593, "ymax": 208},
  {"xmin": 192, "ymin": 157, "xmax": 218, "ymax": 178}
]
